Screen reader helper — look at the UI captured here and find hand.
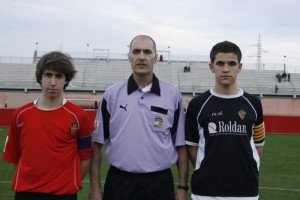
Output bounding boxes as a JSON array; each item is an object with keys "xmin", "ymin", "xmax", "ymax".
[{"xmin": 175, "ymin": 189, "xmax": 187, "ymax": 200}]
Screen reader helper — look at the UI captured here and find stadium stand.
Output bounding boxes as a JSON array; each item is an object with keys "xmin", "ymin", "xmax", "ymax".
[
  {"xmin": 1, "ymin": 58, "xmax": 300, "ymax": 97},
  {"xmin": 1, "ymin": 56, "xmax": 300, "ymax": 134},
  {"xmin": 0, "ymin": 63, "xmax": 38, "ymax": 90}
]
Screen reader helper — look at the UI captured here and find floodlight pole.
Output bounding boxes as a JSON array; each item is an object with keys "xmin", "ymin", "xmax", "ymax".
[
  {"xmin": 127, "ymin": 45, "xmax": 130, "ymax": 60},
  {"xmin": 86, "ymin": 44, "xmax": 90, "ymax": 61},
  {"xmin": 168, "ymin": 46, "xmax": 171, "ymax": 63},
  {"xmin": 34, "ymin": 42, "xmax": 39, "ymax": 62},
  {"xmin": 284, "ymin": 55, "xmax": 286, "ymax": 73}
]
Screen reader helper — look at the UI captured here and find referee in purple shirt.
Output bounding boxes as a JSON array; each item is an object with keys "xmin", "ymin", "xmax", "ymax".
[{"xmin": 89, "ymin": 35, "xmax": 189, "ymax": 200}]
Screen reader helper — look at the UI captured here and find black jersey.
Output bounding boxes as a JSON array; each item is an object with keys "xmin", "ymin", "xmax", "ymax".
[{"xmin": 185, "ymin": 89, "xmax": 265, "ymax": 197}]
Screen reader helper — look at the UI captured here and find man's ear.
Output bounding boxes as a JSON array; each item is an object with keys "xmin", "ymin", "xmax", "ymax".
[
  {"xmin": 238, "ymin": 63, "xmax": 243, "ymax": 73},
  {"xmin": 209, "ymin": 63, "xmax": 215, "ymax": 73}
]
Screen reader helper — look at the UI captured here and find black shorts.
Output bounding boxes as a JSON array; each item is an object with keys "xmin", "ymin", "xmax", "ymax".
[
  {"xmin": 15, "ymin": 192, "xmax": 77, "ymax": 200},
  {"xmin": 103, "ymin": 166, "xmax": 175, "ymax": 200}
]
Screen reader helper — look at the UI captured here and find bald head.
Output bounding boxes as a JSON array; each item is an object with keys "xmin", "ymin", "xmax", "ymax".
[{"xmin": 129, "ymin": 35, "xmax": 157, "ymax": 53}]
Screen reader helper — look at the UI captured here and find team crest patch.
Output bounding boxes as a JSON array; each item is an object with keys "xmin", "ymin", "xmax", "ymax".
[
  {"xmin": 69, "ymin": 122, "xmax": 79, "ymax": 137},
  {"xmin": 153, "ymin": 116, "xmax": 163, "ymax": 128},
  {"xmin": 238, "ymin": 110, "xmax": 246, "ymax": 120}
]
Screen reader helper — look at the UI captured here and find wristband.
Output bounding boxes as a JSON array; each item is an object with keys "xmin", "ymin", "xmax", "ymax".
[{"xmin": 177, "ymin": 185, "xmax": 189, "ymax": 191}]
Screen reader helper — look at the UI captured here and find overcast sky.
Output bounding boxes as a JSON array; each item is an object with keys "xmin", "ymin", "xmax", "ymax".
[{"xmin": 1, "ymin": 0, "xmax": 300, "ymax": 68}]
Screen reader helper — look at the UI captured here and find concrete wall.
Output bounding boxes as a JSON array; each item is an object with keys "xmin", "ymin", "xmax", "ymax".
[
  {"xmin": 261, "ymin": 98, "xmax": 300, "ymax": 116},
  {"xmin": 1, "ymin": 92, "xmax": 103, "ymax": 109}
]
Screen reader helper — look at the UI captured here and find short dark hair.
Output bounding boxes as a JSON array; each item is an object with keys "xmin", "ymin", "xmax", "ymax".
[
  {"xmin": 129, "ymin": 35, "xmax": 157, "ymax": 53},
  {"xmin": 36, "ymin": 51, "xmax": 77, "ymax": 89},
  {"xmin": 210, "ymin": 41, "xmax": 242, "ymax": 63}
]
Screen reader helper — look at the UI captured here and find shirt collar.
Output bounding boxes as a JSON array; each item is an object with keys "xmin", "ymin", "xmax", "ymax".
[{"xmin": 127, "ymin": 74, "xmax": 161, "ymax": 96}]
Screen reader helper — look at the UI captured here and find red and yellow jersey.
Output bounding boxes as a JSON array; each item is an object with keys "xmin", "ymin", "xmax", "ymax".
[{"xmin": 2, "ymin": 99, "xmax": 93, "ymax": 195}]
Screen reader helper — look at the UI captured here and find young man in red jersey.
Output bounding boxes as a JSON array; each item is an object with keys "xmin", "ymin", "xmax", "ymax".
[{"xmin": 2, "ymin": 51, "xmax": 93, "ymax": 200}]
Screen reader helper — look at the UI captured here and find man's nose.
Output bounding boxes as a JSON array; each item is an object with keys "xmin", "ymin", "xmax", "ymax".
[
  {"xmin": 222, "ymin": 64, "xmax": 230, "ymax": 71},
  {"xmin": 50, "ymin": 76, "xmax": 57, "ymax": 85},
  {"xmin": 138, "ymin": 52, "xmax": 146, "ymax": 60}
]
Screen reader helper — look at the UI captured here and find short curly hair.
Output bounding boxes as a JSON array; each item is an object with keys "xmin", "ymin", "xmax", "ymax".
[{"xmin": 36, "ymin": 51, "xmax": 77, "ymax": 89}]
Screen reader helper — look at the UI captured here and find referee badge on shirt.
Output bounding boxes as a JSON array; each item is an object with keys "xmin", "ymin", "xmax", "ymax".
[
  {"xmin": 153, "ymin": 116, "xmax": 163, "ymax": 128},
  {"xmin": 238, "ymin": 110, "xmax": 246, "ymax": 120},
  {"xmin": 69, "ymin": 122, "xmax": 79, "ymax": 137}
]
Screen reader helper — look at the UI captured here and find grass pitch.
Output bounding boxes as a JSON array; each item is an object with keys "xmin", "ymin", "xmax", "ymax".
[{"xmin": 0, "ymin": 127, "xmax": 299, "ymax": 200}]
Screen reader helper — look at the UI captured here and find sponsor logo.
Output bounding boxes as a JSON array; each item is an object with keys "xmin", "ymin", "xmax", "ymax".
[
  {"xmin": 208, "ymin": 122, "xmax": 218, "ymax": 133},
  {"xmin": 153, "ymin": 116, "xmax": 163, "ymax": 128},
  {"xmin": 17, "ymin": 122, "xmax": 24, "ymax": 128},
  {"xmin": 120, "ymin": 104, "xmax": 128, "ymax": 111},
  {"xmin": 69, "ymin": 122, "xmax": 79, "ymax": 137},
  {"xmin": 208, "ymin": 121, "xmax": 246, "ymax": 135},
  {"xmin": 212, "ymin": 110, "xmax": 223, "ymax": 117}
]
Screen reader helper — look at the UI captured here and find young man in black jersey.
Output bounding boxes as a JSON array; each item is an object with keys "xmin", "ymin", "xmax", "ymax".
[{"xmin": 185, "ymin": 41, "xmax": 265, "ymax": 200}]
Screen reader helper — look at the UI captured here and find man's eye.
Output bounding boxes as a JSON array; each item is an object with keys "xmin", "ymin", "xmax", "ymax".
[
  {"xmin": 132, "ymin": 50, "xmax": 140, "ymax": 54},
  {"xmin": 44, "ymin": 73, "xmax": 52, "ymax": 78},
  {"xmin": 56, "ymin": 74, "xmax": 65, "ymax": 79},
  {"xmin": 143, "ymin": 50, "xmax": 152, "ymax": 54},
  {"xmin": 215, "ymin": 61, "xmax": 237, "ymax": 66},
  {"xmin": 228, "ymin": 61, "xmax": 237, "ymax": 66},
  {"xmin": 216, "ymin": 61, "xmax": 225, "ymax": 66}
]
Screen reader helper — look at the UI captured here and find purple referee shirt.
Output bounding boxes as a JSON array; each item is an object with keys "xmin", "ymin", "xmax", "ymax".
[{"xmin": 92, "ymin": 74, "xmax": 185, "ymax": 173}]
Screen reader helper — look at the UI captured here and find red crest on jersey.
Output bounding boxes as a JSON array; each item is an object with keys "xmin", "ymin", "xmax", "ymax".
[{"xmin": 69, "ymin": 122, "xmax": 79, "ymax": 137}]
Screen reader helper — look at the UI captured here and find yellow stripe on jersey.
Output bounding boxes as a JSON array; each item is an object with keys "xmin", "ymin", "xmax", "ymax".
[{"xmin": 253, "ymin": 122, "xmax": 265, "ymax": 143}]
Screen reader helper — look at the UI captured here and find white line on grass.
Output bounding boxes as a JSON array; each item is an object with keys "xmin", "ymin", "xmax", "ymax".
[
  {"xmin": 1, "ymin": 181, "xmax": 299, "ymax": 192},
  {"xmin": 259, "ymin": 186, "xmax": 300, "ymax": 192}
]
